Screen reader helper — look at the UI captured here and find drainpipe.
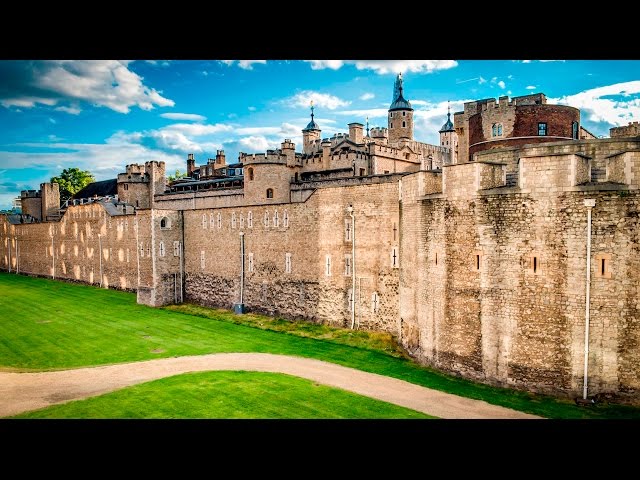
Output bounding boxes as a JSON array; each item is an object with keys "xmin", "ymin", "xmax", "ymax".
[
  {"xmin": 8, "ymin": 237, "xmax": 11, "ymax": 273},
  {"xmin": 240, "ymin": 231, "xmax": 245, "ymax": 305},
  {"xmin": 98, "ymin": 234, "xmax": 103, "ymax": 288},
  {"xmin": 583, "ymin": 198, "xmax": 596, "ymax": 400},
  {"xmin": 347, "ymin": 205, "xmax": 356, "ymax": 329},
  {"xmin": 15, "ymin": 238, "xmax": 18, "ymax": 274},
  {"xmin": 51, "ymin": 236, "xmax": 55, "ymax": 280}
]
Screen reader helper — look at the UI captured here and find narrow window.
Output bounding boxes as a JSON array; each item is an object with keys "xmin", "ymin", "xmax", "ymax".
[
  {"xmin": 146, "ymin": 245, "xmax": 150, "ymax": 257},
  {"xmin": 538, "ymin": 122, "xmax": 547, "ymax": 136},
  {"xmin": 240, "ymin": 214, "xmax": 245, "ymax": 229},
  {"xmin": 200, "ymin": 250, "xmax": 205, "ymax": 269},
  {"xmin": 391, "ymin": 247, "xmax": 399, "ymax": 268},
  {"xmin": 492, "ymin": 124, "xmax": 497, "ymax": 137},
  {"xmin": 274, "ymin": 210, "xmax": 279, "ymax": 227},
  {"xmin": 601, "ymin": 258, "xmax": 606, "ymax": 276},
  {"xmin": 476, "ymin": 254, "xmax": 480, "ymax": 270},
  {"xmin": 371, "ymin": 292, "xmax": 379, "ymax": 313},
  {"xmin": 125, "ymin": 220, "xmax": 128, "ymax": 232},
  {"xmin": 285, "ymin": 253, "xmax": 292, "ymax": 274},
  {"xmin": 348, "ymin": 289, "xmax": 354, "ymax": 312},
  {"xmin": 248, "ymin": 167, "xmax": 254, "ymax": 181},
  {"xmin": 210, "ymin": 213, "xmax": 215, "ymax": 229},
  {"xmin": 359, "ymin": 168, "xmax": 365, "ymax": 176},
  {"xmin": 402, "ymin": 111, "xmax": 406, "ymax": 117},
  {"xmin": 266, "ymin": 188, "xmax": 273, "ymax": 199},
  {"xmin": 232, "ymin": 212, "xmax": 237, "ymax": 229},
  {"xmin": 435, "ymin": 252, "xmax": 438, "ymax": 265},
  {"xmin": 264, "ymin": 211, "xmax": 269, "ymax": 227},
  {"xmin": 402, "ymin": 121, "xmax": 406, "ymax": 128},
  {"xmin": 325, "ymin": 254, "xmax": 332, "ymax": 276},
  {"xmin": 533, "ymin": 256, "xmax": 538, "ymax": 273},
  {"xmin": 345, "ymin": 219, "xmax": 352, "ymax": 241},
  {"xmin": 497, "ymin": 124, "xmax": 503, "ymax": 136},
  {"xmin": 248, "ymin": 211, "xmax": 253, "ymax": 228},
  {"xmin": 572, "ymin": 121, "xmax": 579, "ymax": 140},
  {"xmin": 159, "ymin": 241, "xmax": 165, "ymax": 257},
  {"xmin": 283, "ymin": 210, "xmax": 289, "ymax": 227},
  {"xmin": 344, "ymin": 254, "xmax": 352, "ymax": 276},
  {"xmin": 140, "ymin": 243, "xmax": 144, "ymax": 258},
  {"xmin": 173, "ymin": 241, "xmax": 180, "ymax": 257},
  {"xmin": 390, "ymin": 112, "xmax": 393, "ymax": 118},
  {"xmin": 217, "ymin": 212, "xmax": 222, "ymax": 229},
  {"xmin": 202, "ymin": 214, "xmax": 207, "ymax": 229},
  {"xmin": 124, "ymin": 183, "xmax": 128, "ymax": 190},
  {"xmin": 126, "ymin": 248, "xmax": 130, "ymax": 263},
  {"xmin": 248, "ymin": 253, "xmax": 254, "ymax": 273},
  {"xmin": 390, "ymin": 122, "xmax": 393, "ymax": 128}
]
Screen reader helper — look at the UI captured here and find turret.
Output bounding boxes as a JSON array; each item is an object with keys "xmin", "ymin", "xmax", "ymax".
[
  {"xmin": 348, "ymin": 122, "xmax": 364, "ymax": 145},
  {"xmin": 302, "ymin": 101, "xmax": 321, "ymax": 154},
  {"xmin": 439, "ymin": 102, "xmax": 458, "ymax": 164},
  {"xmin": 388, "ymin": 73, "xmax": 414, "ymax": 143},
  {"xmin": 187, "ymin": 153, "xmax": 195, "ymax": 177}
]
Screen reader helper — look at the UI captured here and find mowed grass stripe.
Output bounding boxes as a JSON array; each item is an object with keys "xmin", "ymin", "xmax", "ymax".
[
  {"xmin": 13, "ymin": 371, "xmax": 433, "ymax": 419},
  {"xmin": 2, "ymin": 272, "xmax": 640, "ymax": 419}
]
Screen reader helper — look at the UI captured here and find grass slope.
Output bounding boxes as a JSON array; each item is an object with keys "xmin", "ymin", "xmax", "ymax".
[
  {"xmin": 2, "ymin": 272, "xmax": 639, "ymax": 419},
  {"xmin": 14, "ymin": 371, "xmax": 433, "ymax": 419}
]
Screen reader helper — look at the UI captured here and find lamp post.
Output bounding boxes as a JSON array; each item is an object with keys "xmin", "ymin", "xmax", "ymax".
[{"xmin": 347, "ymin": 204, "xmax": 355, "ymax": 329}]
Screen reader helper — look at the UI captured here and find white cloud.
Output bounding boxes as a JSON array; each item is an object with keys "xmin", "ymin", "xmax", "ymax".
[
  {"xmin": 550, "ymin": 80, "xmax": 640, "ymax": 126},
  {"xmin": 498, "ymin": 80, "xmax": 506, "ymax": 89},
  {"xmin": 305, "ymin": 60, "xmax": 458, "ymax": 75},
  {"xmin": 478, "ymin": 77, "xmax": 487, "ymax": 84},
  {"xmin": 34, "ymin": 60, "xmax": 174, "ymax": 113},
  {"xmin": 161, "ymin": 123, "xmax": 234, "ymax": 136},
  {"xmin": 335, "ymin": 108, "xmax": 389, "ymax": 119},
  {"xmin": 238, "ymin": 136, "xmax": 272, "ymax": 151},
  {"xmin": 248, "ymin": 106, "xmax": 256, "ymax": 111},
  {"xmin": 54, "ymin": 105, "xmax": 81, "ymax": 115},
  {"xmin": 220, "ymin": 60, "xmax": 267, "ymax": 70},
  {"xmin": 160, "ymin": 112, "xmax": 207, "ymax": 122},
  {"xmin": 288, "ymin": 90, "xmax": 350, "ymax": 110},
  {"xmin": 1, "ymin": 96, "xmax": 57, "ymax": 108},
  {"xmin": 526, "ymin": 85, "xmax": 537, "ymax": 90},
  {"xmin": 359, "ymin": 92, "xmax": 375, "ymax": 101}
]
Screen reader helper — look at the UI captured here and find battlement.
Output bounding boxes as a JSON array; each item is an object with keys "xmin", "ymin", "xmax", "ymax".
[
  {"xmin": 463, "ymin": 93, "xmax": 548, "ymax": 115},
  {"xmin": 610, "ymin": 121, "xmax": 640, "ymax": 138},
  {"xmin": 21, "ymin": 190, "xmax": 41, "ymax": 199},
  {"xmin": 370, "ymin": 127, "xmax": 388, "ymax": 138},
  {"xmin": 239, "ymin": 150, "xmax": 288, "ymax": 165}
]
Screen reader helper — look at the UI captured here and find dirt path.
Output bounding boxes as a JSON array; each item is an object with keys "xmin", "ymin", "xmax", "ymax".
[{"xmin": 0, "ymin": 353, "xmax": 540, "ymax": 419}]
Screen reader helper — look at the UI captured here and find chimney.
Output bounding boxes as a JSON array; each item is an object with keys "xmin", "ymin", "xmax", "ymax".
[
  {"xmin": 348, "ymin": 123, "xmax": 364, "ymax": 145},
  {"xmin": 216, "ymin": 150, "xmax": 226, "ymax": 165},
  {"xmin": 187, "ymin": 153, "xmax": 195, "ymax": 176}
]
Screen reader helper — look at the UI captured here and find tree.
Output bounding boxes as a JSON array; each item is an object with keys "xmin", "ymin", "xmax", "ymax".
[
  {"xmin": 167, "ymin": 169, "xmax": 188, "ymax": 182},
  {"xmin": 50, "ymin": 168, "xmax": 95, "ymax": 201}
]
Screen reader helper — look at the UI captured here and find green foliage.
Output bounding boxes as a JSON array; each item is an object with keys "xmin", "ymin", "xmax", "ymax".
[
  {"xmin": 167, "ymin": 169, "xmax": 187, "ymax": 182},
  {"xmin": 50, "ymin": 167, "xmax": 95, "ymax": 201},
  {"xmin": 2, "ymin": 272, "xmax": 640, "ymax": 419},
  {"xmin": 14, "ymin": 371, "xmax": 432, "ymax": 419}
]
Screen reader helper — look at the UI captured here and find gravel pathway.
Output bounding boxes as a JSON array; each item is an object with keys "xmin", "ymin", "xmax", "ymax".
[{"xmin": 0, "ymin": 353, "xmax": 540, "ymax": 419}]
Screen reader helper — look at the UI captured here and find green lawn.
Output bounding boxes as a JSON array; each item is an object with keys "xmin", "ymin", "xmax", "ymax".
[
  {"xmin": 2, "ymin": 271, "xmax": 640, "ymax": 419},
  {"xmin": 13, "ymin": 371, "xmax": 433, "ymax": 419}
]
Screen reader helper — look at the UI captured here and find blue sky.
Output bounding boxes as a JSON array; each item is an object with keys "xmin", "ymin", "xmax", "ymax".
[{"xmin": 0, "ymin": 59, "xmax": 639, "ymax": 209}]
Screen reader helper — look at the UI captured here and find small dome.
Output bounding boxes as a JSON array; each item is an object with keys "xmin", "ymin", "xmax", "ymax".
[
  {"xmin": 389, "ymin": 73, "xmax": 413, "ymax": 112},
  {"xmin": 304, "ymin": 119, "xmax": 320, "ymax": 131},
  {"xmin": 439, "ymin": 116, "xmax": 454, "ymax": 133}
]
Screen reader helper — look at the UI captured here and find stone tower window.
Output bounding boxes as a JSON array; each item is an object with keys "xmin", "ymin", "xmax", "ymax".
[
  {"xmin": 274, "ymin": 210, "xmax": 279, "ymax": 227},
  {"xmin": 202, "ymin": 214, "xmax": 207, "ymax": 229},
  {"xmin": 248, "ymin": 252, "xmax": 254, "ymax": 272},
  {"xmin": 160, "ymin": 217, "xmax": 171, "ymax": 229},
  {"xmin": 266, "ymin": 188, "xmax": 274, "ymax": 199},
  {"xmin": 371, "ymin": 292, "xmax": 379, "ymax": 313},
  {"xmin": 140, "ymin": 243, "xmax": 144, "ymax": 258},
  {"xmin": 595, "ymin": 253, "xmax": 612, "ymax": 279},
  {"xmin": 173, "ymin": 241, "xmax": 180, "ymax": 257},
  {"xmin": 123, "ymin": 184, "xmax": 128, "ymax": 190},
  {"xmin": 325, "ymin": 254, "xmax": 331, "ymax": 276},
  {"xmin": 285, "ymin": 253, "xmax": 292, "ymax": 274},
  {"xmin": 402, "ymin": 111, "xmax": 406, "ymax": 117},
  {"xmin": 572, "ymin": 121, "xmax": 579, "ymax": 139},
  {"xmin": 283, "ymin": 210, "xmax": 289, "ymax": 228},
  {"xmin": 159, "ymin": 241, "xmax": 165, "ymax": 257},
  {"xmin": 344, "ymin": 254, "xmax": 352, "ymax": 276},
  {"xmin": 528, "ymin": 253, "xmax": 542, "ymax": 275},
  {"xmin": 492, "ymin": 124, "xmax": 503, "ymax": 137},
  {"xmin": 390, "ymin": 112, "xmax": 393, "ymax": 118},
  {"xmin": 390, "ymin": 123, "xmax": 393, "ymax": 128},
  {"xmin": 264, "ymin": 211, "xmax": 269, "ymax": 227},
  {"xmin": 210, "ymin": 213, "xmax": 215, "ymax": 229},
  {"xmin": 200, "ymin": 250, "xmax": 205, "ymax": 269},
  {"xmin": 248, "ymin": 168, "xmax": 254, "ymax": 181},
  {"xmin": 217, "ymin": 212, "xmax": 222, "ymax": 229},
  {"xmin": 538, "ymin": 122, "xmax": 547, "ymax": 136},
  {"xmin": 248, "ymin": 211, "xmax": 253, "ymax": 228},
  {"xmin": 345, "ymin": 219, "xmax": 352, "ymax": 241},
  {"xmin": 391, "ymin": 247, "xmax": 399, "ymax": 268},
  {"xmin": 232, "ymin": 212, "xmax": 237, "ymax": 229}
]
